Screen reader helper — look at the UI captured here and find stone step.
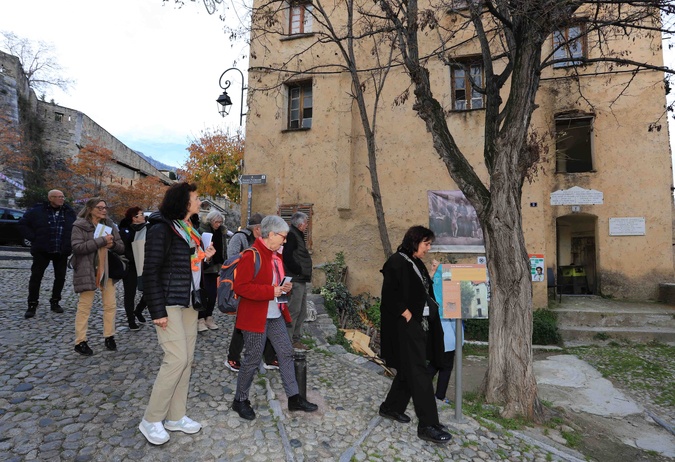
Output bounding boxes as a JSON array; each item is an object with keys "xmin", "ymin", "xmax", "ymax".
[
  {"xmin": 555, "ymin": 309, "xmax": 675, "ymax": 329},
  {"xmin": 559, "ymin": 325, "xmax": 675, "ymax": 346}
]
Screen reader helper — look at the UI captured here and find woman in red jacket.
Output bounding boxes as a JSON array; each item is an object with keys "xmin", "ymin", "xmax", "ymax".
[{"xmin": 231, "ymin": 215, "xmax": 318, "ymax": 420}]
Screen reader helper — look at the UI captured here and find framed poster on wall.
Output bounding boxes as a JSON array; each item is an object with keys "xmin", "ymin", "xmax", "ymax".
[{"xmin": 427, "ymin": 190, "xmax": 485, "ymax": 253}]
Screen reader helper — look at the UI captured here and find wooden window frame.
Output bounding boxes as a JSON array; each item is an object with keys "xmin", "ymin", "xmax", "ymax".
[
  {"xmin": 287, "ymin": 80, "xmax": 313, "ymax": 130},
  {"xmin": 278, "ymin": 203, "xmax": 313, "ymax": 250},
  {"xmin": 289, "ymin": 1, "xmax": 313, "ymax": 35},
  {"xmin": 552, "ymin": 24, "xmax": 587, "ymax": 68},
  {"xmin": 450, "ymin": 58, "xmax": 484, "ymax": 111}
]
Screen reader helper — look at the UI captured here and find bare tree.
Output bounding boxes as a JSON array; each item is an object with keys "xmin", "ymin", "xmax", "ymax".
[
  {"xmin": 373, "ymin": 0, "xmax": 674, "ymax": 420},
  {"xmin": 198, "ymin": 0, "xmax": 673, "ymax": 421},
  {"xmin": 239, "ymin": 0, "xmax": 401, "ymax": 257},
  {"xmin": 0, "ymin": 31, "xmax": 74, "ymax": 97}
]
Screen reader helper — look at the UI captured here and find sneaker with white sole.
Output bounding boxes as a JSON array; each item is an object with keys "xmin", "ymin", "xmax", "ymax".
[
  {"xmin": 204, "ymin": 316, "xmax": 218, "ymax": 330},
  {"xmin": 197, "ymin": 318, "xmax": 208, "ymax": 332},
  {"xmin": 163, "ymin": 415, "xmax": 202, "ymax": 434},
  {"xmin": 139, "ymin": 419, "xmax": 170, "ymax": 445}
]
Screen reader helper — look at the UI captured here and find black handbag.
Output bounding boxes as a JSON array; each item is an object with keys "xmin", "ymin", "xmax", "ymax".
[
  {"xmin": 191, "ymin": 287, "xmax": 207, "ymax": 311},
  {"xmin": 108, "ymin": 251, "xmax": 129, "ymax": 280}
]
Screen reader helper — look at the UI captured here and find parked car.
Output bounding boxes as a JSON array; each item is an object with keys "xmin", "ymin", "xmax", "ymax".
[{"xmin": 0, "ymin": 207, "xmax": 30, "ymax": 247}]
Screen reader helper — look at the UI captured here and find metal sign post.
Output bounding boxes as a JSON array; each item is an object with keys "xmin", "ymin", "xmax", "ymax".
[
  {"xmin": 453, "ymin": 318, "xmax": 466, "ymax": 423},
  {"xmin": 239, "ymin": 174, "xmax": 266, "ymax": 224}
]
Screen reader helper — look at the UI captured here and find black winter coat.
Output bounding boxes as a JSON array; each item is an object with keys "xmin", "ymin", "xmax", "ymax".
[
  {"xmin": 282, "ymin": 225, "xmax": 312, "ymax": 282},
  {"xmin": 379, "ymin": 252, "xmax": 444, "ymax": 369},
  {"xmin": 18, "ymin": 201, "xmax": 76, "ymax": 254},
  {"xmin": 142, "ymin": 212, "xmax": 194, "ymax": 320}
]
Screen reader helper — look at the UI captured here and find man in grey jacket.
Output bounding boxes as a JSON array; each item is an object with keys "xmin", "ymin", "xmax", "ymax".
[{"xmin": 282, "ymin": 212, "xmax": 312, "ymax": 350}]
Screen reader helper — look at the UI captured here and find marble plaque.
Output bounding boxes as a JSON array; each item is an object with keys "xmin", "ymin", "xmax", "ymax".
[{"xmin": 550, "ymin": 186, "xmax": 603, "ymax": 205}]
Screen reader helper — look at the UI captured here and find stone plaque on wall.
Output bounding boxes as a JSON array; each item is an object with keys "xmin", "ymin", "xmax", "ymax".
[
  {"xmin": 550, "ymin": 186, "xmax": 604, "ymax": 205},
  {"xmin": 609, "ymin": 217, "xmax": 646, "ymax": 236}
]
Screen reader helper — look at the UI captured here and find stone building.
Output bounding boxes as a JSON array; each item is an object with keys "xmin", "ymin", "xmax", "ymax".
[
  {"xmin": 240, "ymin": 3, "xmax": 674, "ymax": 306},
  {"xmin": 0, "ymin": 50, "xmax": 172, "ymax": 207}
]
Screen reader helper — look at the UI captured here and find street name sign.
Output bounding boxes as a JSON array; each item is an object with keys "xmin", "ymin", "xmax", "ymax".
[{"xmin": 240, "ymin": 174, "xmax": 267, "ymax": 185}]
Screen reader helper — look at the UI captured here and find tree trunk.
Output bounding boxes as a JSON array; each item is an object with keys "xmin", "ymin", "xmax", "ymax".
[{"xmin": 479, "ymin": 146, "xmax": 544, "ymax": 422}]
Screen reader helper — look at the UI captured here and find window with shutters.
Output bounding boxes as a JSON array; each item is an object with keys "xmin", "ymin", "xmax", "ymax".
[{"xmin": 278, "ymin": 203, "xmax": 313, "ymax": 250}]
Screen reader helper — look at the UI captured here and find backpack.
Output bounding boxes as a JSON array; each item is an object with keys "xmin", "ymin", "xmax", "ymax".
[{"xmin": 217, "ymin": 247, "xmax": 261, "ymax": 313}]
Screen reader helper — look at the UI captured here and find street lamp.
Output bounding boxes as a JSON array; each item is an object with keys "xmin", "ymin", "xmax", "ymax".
[{"xmin": 217, "ymin": 67, "xmax": 247, "ymax": 126}]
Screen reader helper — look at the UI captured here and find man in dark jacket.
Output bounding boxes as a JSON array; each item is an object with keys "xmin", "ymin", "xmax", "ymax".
[
  {"xmin": 282, "ymin": 212, "xmax": 312, "ymax": 350},
  {"xmin": 18, "ymin": 189, "xmax": 76, "ymax": 318}
]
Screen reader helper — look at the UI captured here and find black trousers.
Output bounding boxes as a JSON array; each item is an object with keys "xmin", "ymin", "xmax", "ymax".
[
  {"xmin": 28, "ymin": 251, "xmax": 68, "ymax": 304},
  {"xmin": 198, "ymin": 273, "xmax": 217, "ymax": 320},
  {"xmin": 381, "ymin": 317, "xmax": 439, "ymax": 428},
  {"xmin": 122, "ymin": 266, "xmax": 146, "ymax": 324},
  {"xmin": 427, "ymin": 350, "xmax": 456, "ymax": 401}
]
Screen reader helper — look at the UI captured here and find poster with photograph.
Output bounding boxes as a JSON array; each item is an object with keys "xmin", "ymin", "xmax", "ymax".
[
  {"xmin": 529, "ymin": 254, "xmax": 545, "ymax": 282},
  {"xmin": 432, "ymin": 264, "xmax": 489, "ymax": 319},
  {"xmin": 427, "ymin": 190, "xmax": 485, "ymax": 253}
]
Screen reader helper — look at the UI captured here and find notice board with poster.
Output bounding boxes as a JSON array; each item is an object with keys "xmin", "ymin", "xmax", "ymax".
[{"xmin": 432, "ymin": 264, "xmax": 489, "ymax": 319}]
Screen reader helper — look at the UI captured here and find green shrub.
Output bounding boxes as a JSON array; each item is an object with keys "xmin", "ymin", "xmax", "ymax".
[{"xmin": 464, "ymin": 309, "xmax": 561, "ymax": 345}]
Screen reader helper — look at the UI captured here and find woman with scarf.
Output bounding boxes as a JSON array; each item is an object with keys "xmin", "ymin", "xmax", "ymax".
[
  {"xmin": 71, "ymin": 197, "xmax": 125, "ymax": 356},
  {"xmin": 231, "ymin": 215, "xmax": 318, "ymax": 420},
  {"xmin": 378, "ymin": 225, "xmax": 452, "ymax": 444},
  {"xmin": 138, "ymin": 182, "xmax": 215, "ymax": 446}
]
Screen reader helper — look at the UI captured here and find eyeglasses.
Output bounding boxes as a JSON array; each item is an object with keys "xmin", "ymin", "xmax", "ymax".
[
  {"xmin": 95, "ymin": 206, "xmax": 108, "ymax": 211},
  {"xmin": 273, "ymin": 232, "xmax": 288, "ymax": 240},
  {"xmin": 51, "ymin": 195, "xmax": 65, "ymax": 199}
]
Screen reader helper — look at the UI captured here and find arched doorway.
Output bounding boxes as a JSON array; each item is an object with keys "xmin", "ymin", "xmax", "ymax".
[{"xmin": 556, "ymin": 214, "xmax": 597, "ymax": 295}]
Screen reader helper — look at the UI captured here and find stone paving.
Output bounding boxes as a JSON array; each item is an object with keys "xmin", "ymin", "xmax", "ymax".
[{"xmin": 0, "ymin": 250, "xmax": 588, "ymax": 461}]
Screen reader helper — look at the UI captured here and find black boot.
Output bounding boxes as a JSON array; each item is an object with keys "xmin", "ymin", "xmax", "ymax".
[
  {"xmin": 24, "ymin": 302, "xmax": 38, "ymax": 319},
  {"xmin": 417, "ymin": 425, "xmax": 452, "ymax": 444},
  {"xmin": 232, "ymin": 399, "xmax": 256, "ymax": 420},
  {"xmin": 104, "ymin": 336, "xmax": 117, "ymax": 351},
  {"xmin": 49, "ymin": 299, "xmax": 64, "ymax": 313},
  {"xmin": 288, "ymin": 394, "xmax": 318, "ymax": 412}
]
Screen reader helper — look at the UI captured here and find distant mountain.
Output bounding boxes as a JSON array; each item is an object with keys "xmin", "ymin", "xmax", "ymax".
[{"xmin": 134, "ymin": 151, "xmax": 177, "ymax": 172}]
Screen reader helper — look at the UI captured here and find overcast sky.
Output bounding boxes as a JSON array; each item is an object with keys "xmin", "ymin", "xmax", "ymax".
[
  {"xmin": 0, "ymin": 0, "xmax": 248, "ymax": 168},
  {"xmin": 3, "ymin": 1, "xmax": 675, "ymax": 183}
]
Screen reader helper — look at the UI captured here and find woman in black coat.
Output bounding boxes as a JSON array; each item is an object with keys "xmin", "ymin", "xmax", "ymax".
[
  {"xmin": 118, "ymin": 206, "xmax": 147, "ymax": 330},
  {"xmin": 378, "ymin": 226, "xmax": 452, "ymax": 444}
]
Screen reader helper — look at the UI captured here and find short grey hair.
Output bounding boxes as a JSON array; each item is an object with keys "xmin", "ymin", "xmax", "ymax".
[
  {"xmin": 260, "ymin": 215, "xmax": 289, "ymax": 237},
  {"xmin": 290, "ymin": 212, "xmax": 308, "ymax": 227},
  {"xmin": 205, "ymin": 210, "xmax": 224, "ymax": 225}
]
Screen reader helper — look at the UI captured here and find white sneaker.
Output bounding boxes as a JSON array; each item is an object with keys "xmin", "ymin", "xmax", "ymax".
[
  {"xmin": 139, "ymin": 419, "xmax": 170, "ymax": 445},
  {"xmin": 163, "ymin": 415, "xmax": 202, "ymax": 434},
  {"xmin": 205, "ymin": 316, "xmax": 218, "ymax": 330},
  {"xmin": 197, "ymin": 318, "xmax": 208, "ymax": 332}
]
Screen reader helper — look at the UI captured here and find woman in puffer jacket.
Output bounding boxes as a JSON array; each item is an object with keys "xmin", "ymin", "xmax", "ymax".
[
  {"xmin": 71, "ymin": 197, "xmax": 124, "ymax": 356},
  {"xmin": 138, "ymin": 182, "xmax": 215, "ymax": 446}
]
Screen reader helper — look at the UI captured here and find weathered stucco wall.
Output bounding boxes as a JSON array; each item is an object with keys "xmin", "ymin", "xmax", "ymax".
[{"xmin": 244, "ymin": 3, "xmax": 674, "ymax": 305}]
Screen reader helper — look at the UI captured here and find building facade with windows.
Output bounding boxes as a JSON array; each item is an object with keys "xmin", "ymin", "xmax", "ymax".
[{"xmin": 242, "ymin": 2, "xmax": 674, "ymax": 306}]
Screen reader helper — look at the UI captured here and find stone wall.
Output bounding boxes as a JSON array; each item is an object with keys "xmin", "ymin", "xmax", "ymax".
[{"xmin": 0, "ymin": 49, "xmax": 172, "ymax": 208}]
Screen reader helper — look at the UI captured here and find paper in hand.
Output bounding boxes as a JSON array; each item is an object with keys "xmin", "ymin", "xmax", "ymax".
[
  {"xmin": 202, "ymin": 232, "xmax": 213, "ymax": 249},
  {"xmin": 94, "ymin": 223, "xmax": 113, "ymax": 238}
]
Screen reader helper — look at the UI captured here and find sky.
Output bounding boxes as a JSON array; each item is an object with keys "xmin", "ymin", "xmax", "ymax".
[
  {"xmin": 3, "ymin": 1, "xmax": 675, "ymax": 181},
  {"xmin": 0, "ymin": 0, "xmax": 249, "ymax": 168}
]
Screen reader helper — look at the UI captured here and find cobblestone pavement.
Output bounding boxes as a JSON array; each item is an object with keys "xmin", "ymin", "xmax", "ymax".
[{"xmin": 0, "ymin": 250, "xmax": 588, "ymax": 461}]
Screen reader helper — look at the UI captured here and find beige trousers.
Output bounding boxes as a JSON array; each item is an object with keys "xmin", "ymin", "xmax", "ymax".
[
  {"xmin": 75, "ymin": 278, "xmax": 117, "ymax": 344},
  {"xmin": 143, "ymin": 305, "xmax": 198, "ymax": 422}
]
